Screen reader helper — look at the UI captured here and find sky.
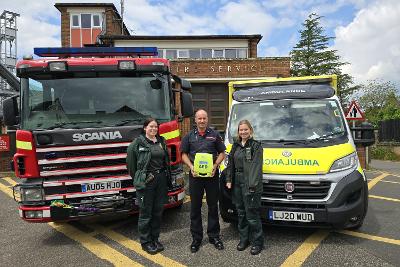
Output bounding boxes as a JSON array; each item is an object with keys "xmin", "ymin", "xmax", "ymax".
[{"xmin": 1, "ymin": 0, "xmax": 400, "ymax": 87}]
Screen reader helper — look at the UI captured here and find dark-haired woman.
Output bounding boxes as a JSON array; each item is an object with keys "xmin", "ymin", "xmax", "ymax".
[
  {"xmin": 126, "ymin": 118, "xmax": 171, "ymax": 255},
  {"xmin": 226, "ymin": 119, "xmax": 264, "ymax": 255}
]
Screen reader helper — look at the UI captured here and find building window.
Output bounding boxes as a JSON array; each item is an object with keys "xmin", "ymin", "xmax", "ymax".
[
  {"xmin": 238, "ymin": 48, "xmax": 247, "ymax": 58},
  {"xmin": 201, "ymin": 49, "xmax": 212, "ymax": 58},
  {"xmin": 178, "ymin": 50, "xmax": 189, "ymax": 58},
  {"xmin": 213, "ymin": 49, "xmax": 224, "ymax": 58},
  {"xmin": 166, "ymin": 50, "xmax": 177, "ymax": 59},
  {"xmin": 81, "ymin": 14, "xmax": 92, "ymax": 29},
  {"xmin": 225, "ymin": 49, "xmax": 236, "ymax": 59},
  {"xmin": 93, "ymin": 15, "xmax": 101, "ymax": 27},
  {"xmin": 157, "ymin": 49, "xmax": 164, "ymax": 58},
  {"xmin": 72, "ymin": 15, "xmax": 80, "ymax": 27},
  {"xmin": 189, "ymin": 49, "xmax": 201, "ymax": 58}
]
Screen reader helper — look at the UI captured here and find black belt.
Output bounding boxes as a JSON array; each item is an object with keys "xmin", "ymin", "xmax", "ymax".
[{"xmin": 147, "ymin": 168, "xmax": 165, "ymax": 174}]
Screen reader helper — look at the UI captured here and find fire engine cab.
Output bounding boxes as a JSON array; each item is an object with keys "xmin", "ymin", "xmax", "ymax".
[{"xmin": 2, "ymin": 46, "xmax": 193, "ymax": 222}]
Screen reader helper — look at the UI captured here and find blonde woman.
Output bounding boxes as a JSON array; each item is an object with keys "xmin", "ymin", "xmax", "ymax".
[{"xmin": 226, "ymin": 120, "xmax": 264, "ymax": 255}]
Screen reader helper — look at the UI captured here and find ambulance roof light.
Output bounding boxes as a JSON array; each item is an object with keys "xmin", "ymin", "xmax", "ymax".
[{"xmin": 33, "ymin": 47, "xmax": 158, "ymax": 57}]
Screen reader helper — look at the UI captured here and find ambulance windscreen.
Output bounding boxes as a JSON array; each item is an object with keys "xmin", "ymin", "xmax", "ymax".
[{"xmin": 232, "ymin": 84, "xmax": 335, "ymax": 101}]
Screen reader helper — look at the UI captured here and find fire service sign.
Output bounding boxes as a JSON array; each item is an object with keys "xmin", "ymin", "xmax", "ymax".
[{"xmin": 0, "ymin": 135, "xmax": 10, "ymax": 152}]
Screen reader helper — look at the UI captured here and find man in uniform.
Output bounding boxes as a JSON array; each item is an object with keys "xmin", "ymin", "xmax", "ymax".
[{"xmin": 181, "ymin": 109, "xmax": 226, "ymax": 253}]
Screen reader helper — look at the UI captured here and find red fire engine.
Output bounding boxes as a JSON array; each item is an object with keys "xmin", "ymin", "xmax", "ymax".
[{"xmin": 2, "ymin": 46, "xmax": 193, "ymax": 222}]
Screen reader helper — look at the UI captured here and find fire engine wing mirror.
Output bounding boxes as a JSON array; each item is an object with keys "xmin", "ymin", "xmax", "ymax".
[
  {"xmin": 180, "ymin": 79, "xmax": 192, "ymax": 91},
  {"xmin": 181, "ymin": 91, "xmax": 194, "ymax": 118},
  {"xmin": 3, "ymin": 95, "xmax": 19, "ymax": 126}
]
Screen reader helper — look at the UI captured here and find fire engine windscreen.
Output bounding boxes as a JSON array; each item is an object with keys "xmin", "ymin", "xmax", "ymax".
[
  {"xmin": 20, "ymin": 75, "xmax": 171, "ymax": 130},
  {"xmin": 227, "ymin": 99, "xmax": 347, "ymax": 144}
]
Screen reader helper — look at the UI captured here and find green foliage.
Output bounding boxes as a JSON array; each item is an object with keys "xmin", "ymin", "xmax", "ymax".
[
  {"xmin": 370, "ymin": 146, "xmax": 400, "ymax": 161},
  {"xmin": 290, "ymin": 13, "xmax": 355, "ymax": 103},
  {"xmin": 357, "ymin": 80, "xmax": 400, "ymax": 126}
]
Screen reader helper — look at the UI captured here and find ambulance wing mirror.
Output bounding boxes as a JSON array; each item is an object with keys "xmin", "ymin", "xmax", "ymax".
[
  {"xmin": 181, "ymin": 91, "xmax": 194, "ymax": 118},
  {"xmin": 3, "ymin": 95, "xmax": 19, "ymax": 126}
]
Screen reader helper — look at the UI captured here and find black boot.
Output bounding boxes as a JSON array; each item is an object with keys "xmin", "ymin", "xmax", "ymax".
[
  {"xmin": 142, "ymin": 242, "xmax": 158, "ymax": 255},
  {"xmin": 237, "ymin": 240, "xmax": 250, "ymax": 251}
]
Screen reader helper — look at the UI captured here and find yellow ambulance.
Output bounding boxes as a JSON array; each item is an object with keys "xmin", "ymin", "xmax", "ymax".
[{"xmin": 219, "ymin": 75, "xmax": 368, "ymax": 229}]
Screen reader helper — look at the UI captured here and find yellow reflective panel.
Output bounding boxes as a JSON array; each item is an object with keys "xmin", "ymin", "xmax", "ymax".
[
  {"xmin": 16, "ymin": 140, "xmax": 32, "ymax": 150},
  {"xmin": 160, "ymin": 129, "xmax": 180, "ymax": 140}
]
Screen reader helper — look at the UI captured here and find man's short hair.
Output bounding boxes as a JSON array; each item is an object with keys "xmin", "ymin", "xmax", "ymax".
[{"xmin": 194, "ymin": 108, "xmax": 208, "ymax": 117}]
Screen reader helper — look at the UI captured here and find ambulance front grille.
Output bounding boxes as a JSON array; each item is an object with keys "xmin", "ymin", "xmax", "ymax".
[{"xmin": 262, "ymin": 180, "xmax": 331, "ymax": 200}]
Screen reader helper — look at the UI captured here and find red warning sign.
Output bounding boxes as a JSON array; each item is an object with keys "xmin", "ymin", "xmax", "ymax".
[
  {"xmin": 345, "ymin": 101, "xmax": 365, "ymax": 121},
  {"xmin": 0, "ymin": 135, "xmax": 10, "ymax": 152}
]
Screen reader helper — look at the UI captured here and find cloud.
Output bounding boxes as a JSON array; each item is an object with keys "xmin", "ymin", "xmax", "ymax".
[
  {"xmin": 334, "ymin": 0, "xmax": 400, "ymax": 84},
  {"xmin": 216, "ymin": 1, "xmax": 276, "ymax": 36},
  {"xmin": 1, "ymin": 0, "xmax": 60, "ymax": 58}
]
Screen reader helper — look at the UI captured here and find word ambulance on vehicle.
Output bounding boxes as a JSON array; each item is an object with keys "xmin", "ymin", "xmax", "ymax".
[
  {"xmin": 2, "ymin": 46, "xmax": 193, "ymax": 222},
  {"xmin": 219, "ymin": 75, "xmax": 368, "ymax": 229}
]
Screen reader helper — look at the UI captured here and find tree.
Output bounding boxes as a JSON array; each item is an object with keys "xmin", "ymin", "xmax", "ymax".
[
  {"xmin": 290, "ymin": 13, "xmax": 356, "ymax": 103},
  {"xmin": 357, "ymin": 79, "xmax": 400, "ymax": 126}
]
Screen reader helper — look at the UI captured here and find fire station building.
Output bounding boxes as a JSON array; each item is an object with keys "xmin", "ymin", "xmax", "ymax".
[{"xmin": 55, "ymin": 3, "xmax": 290, "ymax": 133}]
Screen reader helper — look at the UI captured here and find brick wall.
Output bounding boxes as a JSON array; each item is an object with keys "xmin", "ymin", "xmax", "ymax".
[
  {"xmin": 59, "ymin": 7, "xmax": 125, "ymax": 47},
  {"xmin": 248, "ymin": 39, "xmax": 258, "ymax": 58},
  {"xmin": 356, "ymin": 145, "xmax": 366, "ymax": 169},
  {"xmin": 60, "ymin": 7, "xmax": 70, "ymax": 47},
  {"xmin": 170, "ymin": 57, "xmax": 290, "ymax": 79}
]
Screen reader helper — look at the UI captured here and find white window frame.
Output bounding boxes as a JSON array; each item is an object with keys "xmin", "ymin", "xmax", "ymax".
[
  {"xmin": 177, "ymin": 49, "xmax": 189, "ymax": 59},
  {"xmin": 92, "ymin": 14, "xmax": 102, "ymax": 28},
  {"xmin": 71, "ymin": 14, "xmax": 80, "ymax": 28},
  {"xmin": 213, "ymin": 49, "xmax": 224, "ymax": 58}
]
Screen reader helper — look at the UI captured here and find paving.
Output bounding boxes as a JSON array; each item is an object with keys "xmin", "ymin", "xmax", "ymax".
[{"xmin": 0, "ymin": 169, "xmax": 399, "ymax": 267}]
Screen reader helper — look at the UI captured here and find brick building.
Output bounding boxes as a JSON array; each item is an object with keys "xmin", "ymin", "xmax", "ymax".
[{"xmin": 56, "ymin": 3, "xmax": 290, "ymax": 133}]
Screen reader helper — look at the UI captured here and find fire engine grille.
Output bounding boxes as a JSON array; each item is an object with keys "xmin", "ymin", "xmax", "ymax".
[
  {"xmin": 37, "ymin": 146, "xmax": 127, "ymax": 160},
  {"xmin": 262, "ymin": 180, "xmax": 331, "ymax": 200},
  {"xmin": 39, "ymin": 158, "xmax": 127, "ymax": 172},
  {"xmin": 37, "ymin": 143, "xmax": 129, "ymax": 177}
]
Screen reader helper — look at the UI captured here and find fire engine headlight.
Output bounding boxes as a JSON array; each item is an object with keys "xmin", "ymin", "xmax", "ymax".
[
  {"xmin": 330, "ymin": 152, "xmax": 357, "ymax": 173},
  {"xmin": 118, "ymin": 60, "xmax": 135, "ymax": 70},
  {"xmin": 48, "ymin": 61, "xmax": 67, "ymax": 71},
  {"xmin": 21, "ymin": 187, "xmax": 44, "ymax": 202}
]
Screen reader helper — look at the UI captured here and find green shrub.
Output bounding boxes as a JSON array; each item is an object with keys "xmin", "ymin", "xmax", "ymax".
[{"xmin": 370, "ymin": 146, "xmax": 400, "ymax": 161}]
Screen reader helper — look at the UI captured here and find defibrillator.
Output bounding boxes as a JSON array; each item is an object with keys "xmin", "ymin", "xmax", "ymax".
[{"xmin": 193, "ymin": 153, "xmax": 214, "ymax": 177}]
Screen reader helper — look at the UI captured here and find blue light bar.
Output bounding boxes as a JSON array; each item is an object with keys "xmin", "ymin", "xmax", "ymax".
[{"xmin": 34, "ymin": 47, "xmax": 158, "ymax": 57}]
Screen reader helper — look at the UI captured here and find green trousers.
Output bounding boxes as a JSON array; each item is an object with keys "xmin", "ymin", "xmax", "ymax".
[
  {"xmin": 233, "ymin": 173, "xmax": 264, "ymax": 246},
  {"xmin": 136, "ymin": 171, "xmax": 167, "ymax": 245}
]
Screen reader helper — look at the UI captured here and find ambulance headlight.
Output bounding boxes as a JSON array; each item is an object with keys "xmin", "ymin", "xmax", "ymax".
[
  {"xmin": 21, "ymin": 187, "xmax": 44, "ymax": 202},
  {"xmin": 330, "ymin": 153, "xmax": 357, "ymax": 172}
]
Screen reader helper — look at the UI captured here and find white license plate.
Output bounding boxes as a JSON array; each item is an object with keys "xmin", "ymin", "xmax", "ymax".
[
  {"xmin": 269, "ymin": 210, "xmax": 314, "ymax": 222},
  {"xmin": 81, "ymin": 181, "xmax": 121, "ymax": 192}
]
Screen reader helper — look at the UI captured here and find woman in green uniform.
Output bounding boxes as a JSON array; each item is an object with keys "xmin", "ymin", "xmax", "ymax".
[
  {"xmin": 126, "ymin": 118, "xmax": 171, "ymax": 255},
  {"xmin": 226, "ymin": 119, "xmax": 264, "ymax": 255}
]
